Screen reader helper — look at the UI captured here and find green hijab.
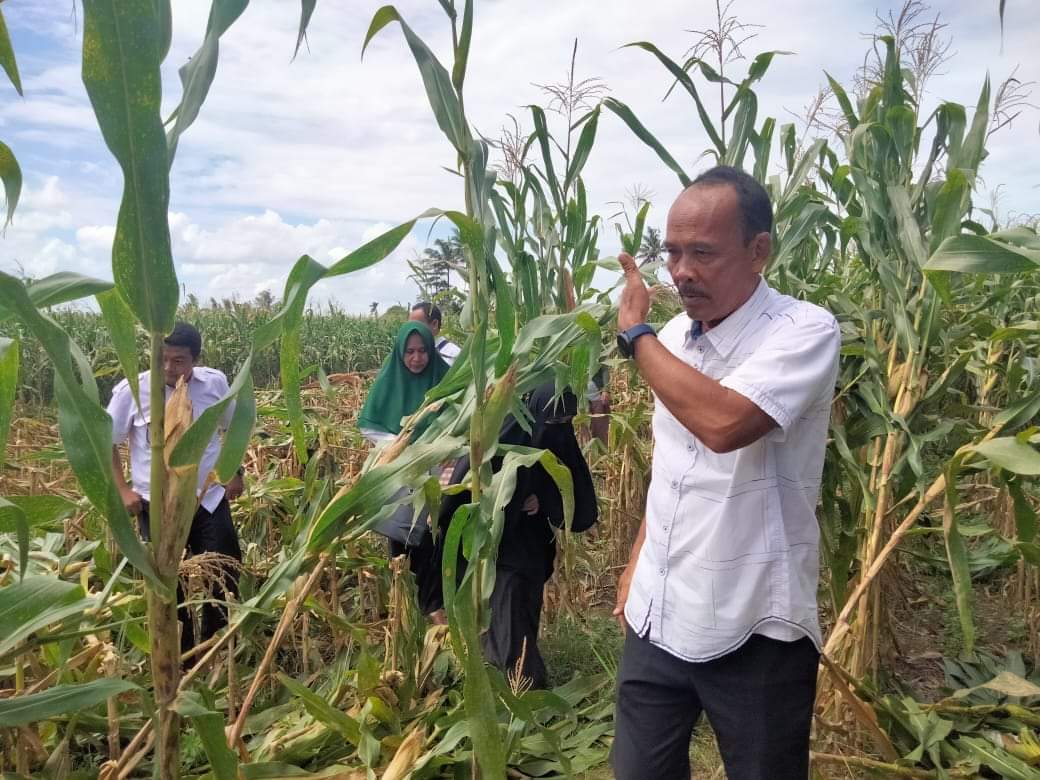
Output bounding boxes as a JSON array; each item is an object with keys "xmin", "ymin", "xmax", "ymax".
[{"xmin": 357, "ymin": 321, "xmax": 450, "ymax": 435}]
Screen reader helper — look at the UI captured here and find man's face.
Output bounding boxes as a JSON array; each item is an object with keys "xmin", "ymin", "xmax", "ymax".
[
  {"xmin": 663, "ymin": 184, "xmax": 770, "ymax": 327},
  {"xmin": 162, "ymin": 345, "xmax": 196, "ymax": 387},
  {"xmin": 409, "ymin": 308, "xmax": 440, "ymax": 336}
]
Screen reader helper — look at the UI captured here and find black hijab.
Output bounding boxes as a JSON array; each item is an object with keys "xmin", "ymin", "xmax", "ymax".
[{"xmin": 441, "ymin": 381, "xmax": 598, "ymax": 533}]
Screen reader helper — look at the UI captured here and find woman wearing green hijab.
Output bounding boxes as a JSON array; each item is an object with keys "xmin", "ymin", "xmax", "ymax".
[
  {"xmin": 358, "ymin": 320, "xmax": 450, "ymax": 444},
  {"xmin": 358, "ymin": 321, "xmax": 450, "ymax": 619}
]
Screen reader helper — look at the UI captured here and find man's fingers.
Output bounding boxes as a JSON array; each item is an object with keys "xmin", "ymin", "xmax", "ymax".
[{"xmin": 618, "ymin": 252, "xmax": 640, "ymax": 279}]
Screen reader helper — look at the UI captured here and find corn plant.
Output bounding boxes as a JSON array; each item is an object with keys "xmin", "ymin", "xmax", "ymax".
[{"xmin": 0, "ymin": 4, "xmax": 21, "ymax": 235}]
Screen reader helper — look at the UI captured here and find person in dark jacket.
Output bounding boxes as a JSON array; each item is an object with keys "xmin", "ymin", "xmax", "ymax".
[{"xmin": 432, "ymin": 382, "xmax": 598, "ymax": 687}]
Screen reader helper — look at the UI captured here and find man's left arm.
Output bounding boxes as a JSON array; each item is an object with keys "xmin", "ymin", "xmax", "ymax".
[
  {"xmin": 618, "ymin": 253, "xmax": 840, "ymax": 453},
  {"xmin": 631, "ymin": 338, "xmax": 776, "ymax": 453}
]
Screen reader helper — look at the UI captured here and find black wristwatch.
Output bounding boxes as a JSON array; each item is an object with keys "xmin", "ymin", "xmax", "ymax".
[{"xmin": 617, "ymin": 323, "xmax": 657, "ymax": 359}]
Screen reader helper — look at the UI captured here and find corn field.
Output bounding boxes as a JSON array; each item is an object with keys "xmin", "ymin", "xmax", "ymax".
[
  {"xmin": 1, "ymin": 1, "xmax": 1039, "ymax": 779},
  {"xmin": 0, "ymin": 303, "xmax": 403, "ymax": 405}
]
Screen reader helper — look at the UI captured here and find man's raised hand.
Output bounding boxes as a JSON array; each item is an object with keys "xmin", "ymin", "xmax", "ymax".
[{"xmin": 618, "ymin": 252, "xmax": 651, "ymax": 331}]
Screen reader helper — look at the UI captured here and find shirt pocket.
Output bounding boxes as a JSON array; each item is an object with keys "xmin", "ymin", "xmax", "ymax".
[{"xmin": 132, "ymin": 412, "xmax": 151, "ymax": 445}]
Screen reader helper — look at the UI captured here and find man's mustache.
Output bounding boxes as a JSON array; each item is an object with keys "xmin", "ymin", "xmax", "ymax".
[{"xmin": 677, "ymin": 285, "xmax": 709, "ymax": 298}]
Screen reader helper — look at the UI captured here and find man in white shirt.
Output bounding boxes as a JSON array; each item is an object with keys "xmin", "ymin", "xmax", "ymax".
[
  {"xmin": 409, "ymin": 301, "xmax": 461, "ymax": 365},
  {"xmin": 611, "ymin": 166, "xmax": 840, "ymax": 779},
  {"xmin": 108, "ymin": 322, "xmax": 244, "ymax": 654}
]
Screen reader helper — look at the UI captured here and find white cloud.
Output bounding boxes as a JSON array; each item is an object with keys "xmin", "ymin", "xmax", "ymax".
[{"xmin": 2, "ymin": 0, "xmax": 1037, "ymax": 310}]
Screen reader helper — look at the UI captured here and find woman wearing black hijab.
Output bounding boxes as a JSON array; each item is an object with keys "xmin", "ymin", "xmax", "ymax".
[{"xmin": 431, "ymin": 382, "xmax": 598, "ymax": 688}]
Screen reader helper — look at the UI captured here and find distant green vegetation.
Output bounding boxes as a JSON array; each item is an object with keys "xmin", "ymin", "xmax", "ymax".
[{"xmin": 1, "ymin": 301, "xmax": 403, "ymax": 404}]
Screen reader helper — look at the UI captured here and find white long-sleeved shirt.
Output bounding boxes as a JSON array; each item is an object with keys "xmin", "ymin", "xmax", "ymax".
[{"xmin": 107, "ymin": 367, "xmax": 234, "ymax": 513}]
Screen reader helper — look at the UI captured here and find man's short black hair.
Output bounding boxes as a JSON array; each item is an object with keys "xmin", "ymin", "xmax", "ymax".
[
  {"xmin": 689, "ymin": 165, "xmax": 773, "ymax": 244},
  {"xmin": 164, "ymin": 321, "xmax": 201, "ymax": 360},
  {"xmin": 411, "ymin": 301, "xmax": 442, "ymax": 326}
]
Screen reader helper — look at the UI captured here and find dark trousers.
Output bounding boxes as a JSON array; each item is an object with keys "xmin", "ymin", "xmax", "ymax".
[
  {"xmin": 612, "ymin": 628, "xmax": 819, "ymax": 780},
  {"xmin": 483, "ymin": 567, "xmax": 548, "ymax": 689},
  {"xmin": 139, "ymin": 498, "xmax": 242, "ymax": 654}
]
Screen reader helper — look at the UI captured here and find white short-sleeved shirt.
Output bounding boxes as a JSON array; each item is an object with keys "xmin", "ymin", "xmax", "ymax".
[
  {"xmin": 625, "ymin": 278, "xmax": 841, "ymax": 661},
  {"xmin": 436, "ymin": 338, "xmax": 461, "ymax": 366},
  {"xmin": 107, "ymin": 367, "xmax": 235, "ymax": 513}
]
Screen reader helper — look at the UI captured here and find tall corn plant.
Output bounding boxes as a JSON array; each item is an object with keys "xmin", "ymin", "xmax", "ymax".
[
  {"xmin": 0, "ymin": 4, "xmax": 22, "ymax": 234},
  {"xmin": 813, "ymin": 38, "xmax": 1040, "ymax": 688},
  {"xmin": 292, "ymin": 3, "xmax": 608, "ymax": 775},
  {"xmin": 0, "ymin": 2, "xmax": 425, "ymax": 775}
]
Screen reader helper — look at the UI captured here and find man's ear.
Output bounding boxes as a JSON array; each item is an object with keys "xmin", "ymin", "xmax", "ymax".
[{"xmin": 750, "ymin": 231, "xmax": 772, "ymax": 271}]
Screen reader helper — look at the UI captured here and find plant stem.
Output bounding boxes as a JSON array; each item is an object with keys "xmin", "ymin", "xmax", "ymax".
[
  {"xmin": 145, "ymin": 331, "xmax": 180, "ymax": 780},
  {"xmin": 227, "ymin": 552, "xmax": 330, "ymax": 748},
  {"xmin": 811, "ymin": 752, "xmax": 976, "ymax": 778}
]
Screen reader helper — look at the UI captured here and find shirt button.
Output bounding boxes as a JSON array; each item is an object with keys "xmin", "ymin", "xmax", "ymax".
[
  {"xmin": 658, "ymin": 568, "xmax": 665, "ymax": 575},
  {"xmin": 671, "ymin": 480, "xmax": 679, "ymax": 489}
]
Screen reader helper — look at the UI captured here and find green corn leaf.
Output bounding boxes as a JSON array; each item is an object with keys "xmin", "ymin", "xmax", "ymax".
[
  {"xmin": 529, "ymin": 105, "xmax": 564, "ymax": 213},
  {"xmin": 943, "ymin": 454, "xmax": 975, "ymax": 655},
  {"xmin": 81, "ymin": 0, "xmax": 178, "ymax": 333},
  {"xmin": 451, "ymin": 552, "xmax": 507, "ymax": 778},
  {"xmin": 172, "ymin": 690, "xmax": 239, "ymax": 780},
  {"xmin": 824, "ymin": 72, "xmax": 859, "ymax": 130},
  {"xmin": 888, "ymin": 184, "xmax": 928, "ymax": 267},
  {"xmin": 451, "ymin": 0, "xmax": 473, "ymax": 93},
  {"xmin": 293, "ymin": 0, "xmax": 317, "ymax": 60},
  {"xmin": 0, "ymin": 140, "xmax": 21, "ymax": 229},
  {"xmin": 96, "ymin": 289, "xmax": 141, "ymax": 408},
  {"xmin": 0, "ymin": 576, "xmax": 101, "ymax": 658},
  {"xmin": 0, "ymin": 576, "xmax": 79, "ymax": 637},
  {"xmin": 622, "ymin": 42, "xmax": 723, "ymax": 154},
  {"xmin": 1, "ymin": 273, "xmax": 113, "ymax": 322},
  {"xmin": 0, "ymin": 5, "xmax": 22, "ymax": 95},
  {"xmin": 0, "ymin": 678, "xmax": 138, "ymax": 728},
  {"xmin": 929, "ymin": 168, "xmax": 972, "ymax": 255},
  {"xmin": 0, "ymin": 495, "xmax": 77, "ymax": 533},
  {"xmin": 277, "ymin": 673, "xmax": 361, "ymax": 743},
  {"xmin": 972, "ymin": 437, "xmax": 1040, "ymax": 475},
  {"xmin": 240, "ymin": 763, "xmax": 367, "ymax": 779},
  {"xmin": 0, "ymin": 337, "xmax": 17, "ymax": 461},
  {"xmin": 722, "ymin": 89, "xmax": 756, "ymax": 168},
  {"xmin": 925, "ymin": 234, "xmax": 1040, "ymax": 274},
  {"xmin": 994, "ymin": 392, "xmax": 1040, "ymax": 430},
  {"xmin": 307, "ymin": 437, "xmax": 464, "ymax": 551},
  {"xmin": 0, "ymin": 272, "xmax": 162, "ymax": 591},
  {"xmin": 277, "ymin": 256, "xmax": 328, "ymax": 464},
  {"xmin": 956, "ymin": 736, "xmax": 1038, "ymax": 780},
  {"xmin": 563, "ymin": 107, "xmax": 599, "ymax": 196},
  {"xmin": 166, "ymin": 0, "xmax": 250, "ymax": 165},
  {"xmin": 0, "ymin": 497, "xmax": 28, "ymax": 580},
  {"xmin": 363, "ymin": 6, "xmax": 471, "ymax": 155},
  {"xmin": 488, "ymin": 253, "xmax": 517, "ymax": 377},
  {"xmin": 602, "ymin": 98, "xmax": 690, "ymax": 186},
  {"xmin": 950, "ymin": 77, "xmax": 990, "ymax": 174}
]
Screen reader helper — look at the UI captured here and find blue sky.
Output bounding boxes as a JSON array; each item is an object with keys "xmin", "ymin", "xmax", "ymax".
[{"xmin": 1, "ymin": 1, "xmax": 1037, "ymax": 314}]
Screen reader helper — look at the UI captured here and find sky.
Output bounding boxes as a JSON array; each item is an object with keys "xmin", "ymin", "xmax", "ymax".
[{"xmin": 1, "ymin": 1, "xmax": 1037, "ymax": 314}]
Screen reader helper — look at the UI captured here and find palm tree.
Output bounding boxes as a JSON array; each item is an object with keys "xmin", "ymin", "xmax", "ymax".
[{"xmin": 638, "ymin": 226, "xmax": 664, "ymax": 265}]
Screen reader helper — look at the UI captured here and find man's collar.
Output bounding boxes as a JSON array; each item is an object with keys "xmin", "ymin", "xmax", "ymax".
[{"xmin": 686, "ymin": 278, "xmax": 770, "ymax": 357}]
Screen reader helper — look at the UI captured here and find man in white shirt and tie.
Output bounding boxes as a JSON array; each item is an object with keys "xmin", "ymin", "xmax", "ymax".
[
  {"xmin": 611, "ymin": 166, "xmax": 841, "ymax": 779},
  {"xmin": 409, "ymin": 301, "xmax": 461, "ymax": 365},
  {"xmin": 107, "ymin": 322, "xmax": 244, "ymax": 654}
]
